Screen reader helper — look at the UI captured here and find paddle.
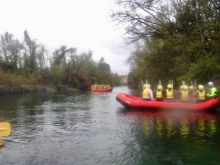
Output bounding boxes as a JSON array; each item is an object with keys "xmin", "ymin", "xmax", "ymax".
[
  {"xmin": 182, "ymin": 81, "xmax": 185, "ymax": 86},
  {"xmin": 0, "ymin": 139, "xmax": 4, "ymax": 146},
  {"xmin": 194, "ymin": 80, "xmax": 197, "ymax": 91},
  {"xmin": 0, "ymin": 122, "xmax": 11, "ymax": 137},
  {"xmin": 141, "ymin": 81, "xmax": 144, "ymax": 90}
]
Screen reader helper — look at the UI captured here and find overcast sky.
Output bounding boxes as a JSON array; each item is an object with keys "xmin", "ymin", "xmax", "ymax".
[{"xmin": 0, "ymin": 0, "xmax": 133, "ymax": 75}]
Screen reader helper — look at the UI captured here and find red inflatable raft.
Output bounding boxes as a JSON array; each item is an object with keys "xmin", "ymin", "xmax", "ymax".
[
  {"xmin": 91, "ymin": 87, "xmax": 113, "ymax": 92},
  {"xmin": 116, "ymin": 92, "xmax": 220, "ymax": 111}
]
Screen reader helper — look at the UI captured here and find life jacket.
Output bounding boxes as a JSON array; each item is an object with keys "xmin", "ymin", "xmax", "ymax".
[
  {"xmin": 181, "ymin": 90, "xmax": 189, "ymax": 101},
  {"xmin": 143, "ymin": 88, "xmax": 150, "ymax": 99},
  {"xmin": 198, "ymin": 90, "xmax": 205, "ymax": 100},
  {"xmin": 212, "ymin": 87, "xmax": 218, "ymax": 97},
  {"xmin": 156, "ymin": 90, "xmax": 163, "ymax": 99},
  {"xmin": 166, "ymin": 89, "xmax": 173, "ymax": 99},
  {"xmin": 207, "ymin": 87, "xmax": 217, "ymax": 97}
]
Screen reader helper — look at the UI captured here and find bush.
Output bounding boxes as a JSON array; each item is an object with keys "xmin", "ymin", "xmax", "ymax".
[{"xmin": 0, "ymin": 69, "xmax": 37, "ymax": 86}]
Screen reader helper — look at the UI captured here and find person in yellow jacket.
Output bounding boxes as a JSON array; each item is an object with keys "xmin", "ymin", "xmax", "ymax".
[
  {"xmin": 142, "ymin": 84, "xmax": 153, "ymax": 101},
  {"xmin": 193, "ymin": 85, "xmax": 206, "ymax": 103},
  {"xmin": 175, "ymin": 85, "xmax": 183, "ymax": 100},
  {"xmin": 156, "ymin": 85, "xmax": 164, "ymax": 101},
  {"xmin": 181, "ymin": 85, "xmax": 189, "ymax": 102},
  {"xmin": 206, "ymin": 82, "xmax": 218, "ymax": 98},
  {"xmin": 166, "ymin": 84, "xmax": 174, "ymax": 101}
]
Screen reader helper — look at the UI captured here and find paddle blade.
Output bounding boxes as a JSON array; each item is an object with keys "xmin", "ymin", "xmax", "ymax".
[
  {"xmin": 0, "ymin": 122, "xmax": 11, "ymax": 137},
  {"xmin": 0, "ymin": 139, "xmax": 4, "ymax": 147}
]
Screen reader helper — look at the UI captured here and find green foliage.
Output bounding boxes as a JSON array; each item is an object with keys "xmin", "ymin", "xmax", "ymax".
[
  {"xmin": 98, "ymin": 57, "xmax": 111, "ymax": 72},
  {"xmin": 36, "ymin": 67, "xmax": 51, "ymax": 85},
  {"xmin": 0, "ymin": 69, "xmax": 37, "ymax": 86},
  {"xmin": 183, "ymin": 56, "xmax": 220, "ymax": 83},
  {"xmin": 71, "ymin": 77, "xmax": 80, "ymax": 88},
  {"xmin": 113, "ymin": 0, "xmax": 220, "ymax": 87},
  {"xmin": 50, "ymin": 65, "xmax": 63, "ymax": 87},
  {"xmin": 112, "ymin": 73, "xmax": 121, "ymax": 86},
  {"xmin": 0, "ymin": 31, "xmax": 124, "ymax": 90},
  {"xmin": 127, "ymin": 71, "xmax": 138, "ymax": 86}
]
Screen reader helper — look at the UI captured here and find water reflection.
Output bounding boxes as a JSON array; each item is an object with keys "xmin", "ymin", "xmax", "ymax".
[
  {"xmin": 117, "ymin": 108, "xmax": 220, "ymax": 165},
  {"xmin": 118, "ymin": 109, "xmax": 220, "ymax": 139},
  {"xmin": 180, "ymin": 118, "xmax": 189, "ymax": 138},
  {"xmin": 0, "ymin": 87, "xmax": 220, "ymax": 165}
]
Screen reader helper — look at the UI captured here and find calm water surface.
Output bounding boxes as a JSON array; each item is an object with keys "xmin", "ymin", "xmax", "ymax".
[{"xmin": 0, "ymin": 86, "xmax": 220, "ymax": 165}]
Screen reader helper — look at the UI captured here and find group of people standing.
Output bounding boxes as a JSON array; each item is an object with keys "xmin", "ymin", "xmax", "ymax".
[
  {"xmin": 91, "ymin": 84, "xmax": 111, "ymax": 89},
  {"xmin": 142, "ymin": 81, "xmax": 218, "ymax": 103}
]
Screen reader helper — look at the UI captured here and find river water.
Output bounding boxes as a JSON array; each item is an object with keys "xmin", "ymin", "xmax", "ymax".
[{"xmin": 0, "ymin": 86, "xmax": 220, "ymax": 165}]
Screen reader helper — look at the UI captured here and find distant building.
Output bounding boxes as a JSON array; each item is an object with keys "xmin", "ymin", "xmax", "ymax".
[{"xmin": 121, "ymin": 75, "xmax": 128, "ymax": 84}]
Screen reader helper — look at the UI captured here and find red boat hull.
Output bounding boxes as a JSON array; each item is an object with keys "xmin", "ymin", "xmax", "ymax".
[
  {"xmin": 91, "ymin": 87, "xmax": 113, "ymax": 92},
  {"xmin": 116, "ymin": 92, "xmax": 220, "ymax": 111}
]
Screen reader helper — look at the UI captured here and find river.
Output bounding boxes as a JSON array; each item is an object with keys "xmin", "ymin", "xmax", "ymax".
[{"xmin": 0, "ymin": 86, "xmax": 220, "ymax": 165}]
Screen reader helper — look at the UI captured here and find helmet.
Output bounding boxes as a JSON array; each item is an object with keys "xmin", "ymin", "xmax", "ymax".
[
  {"xmin": 198, "ymin": 85, "xmax": 204, "ymax": 90},
  {"xmin": 157, "ymin": 85, "xmax": 162, "ymax": 90},
  {"xmin": 146, "ymin": 84, "xmax": 151, "ymax": 88},
  {"xmin": 189, "ymin": 86, "xmax": 194, "ymax": 90},
  {"xmin": 143, "ymin": 84, "xmax": 150, "ymax": 89},
  {"xmin": 208, "ymin": 82, "xmax": 213, "ymax": 86},
  {"xmin": 183, "ymin": 85, "xmax": 188, "ymax": 91},
  {"xmin": 167, "ymin": 84, "xmax": 173, "ymax": 89}
]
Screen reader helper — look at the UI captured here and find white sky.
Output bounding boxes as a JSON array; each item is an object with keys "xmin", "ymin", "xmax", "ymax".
[{"xmin": 0, "ymin": 0, "xmax": 133, "ymax": 75}]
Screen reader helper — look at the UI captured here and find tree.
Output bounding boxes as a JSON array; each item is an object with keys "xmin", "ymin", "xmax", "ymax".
[
  {"xmin": 0, "ymin": 32, "xmax": 24, "ymax": 70},
  {"xmin": 23, "ymin": 30, "xmax": 46, "ymax": 71},
  {"xmin": 0, "ymin": 32, "xmax": 13, "ymax": 63},
  {"xmin": 112, "ymin": 0, "xmax": 220, "ymax": 86},
  {"xmin": 52, "ymin": 45, "xmax": 76, "ymax": 66},
  {"xmin": 98, "ymin": 57, "xmax": 111, "ymax": 73},
  {"xmin": 110, "ymin": 0, "xmax": 179, "ymax": 43},
  {"xmin": 75, "ymin": 51, "xmax": 93, "ymax": 75},
  {"xmin": 37, "ymin": 45, "xmax": 48, "ymax": 68}
]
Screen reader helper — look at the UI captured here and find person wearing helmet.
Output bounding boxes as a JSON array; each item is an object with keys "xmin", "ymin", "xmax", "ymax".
[
  {"xmin": 175, "ymin": 85, "xmax": 183, "ymax": 100},
  {"xmin": 193, "ymin": 85, "xmax": 206, "ymax": 103},
  {"xmin": 181, "ymin": 85, "xmax": 189, "ymax": 102},
  {"xmin": 166, "ymin": 84, "xmax": 174, "ymax": 101},
  {"xmin": 188, "ymin": 85, "xmax": 195, "ymax": 102},
  {"xmin": 156, "ymin": 85, "xmax": 164, "ymax": 101},
  {"xmin": 206, "ymin": 82, "xmax": 218, "ymax": 98},
  {"xmin": 142, "ymin": 84, "xmax": 153, "ymax": 101}
]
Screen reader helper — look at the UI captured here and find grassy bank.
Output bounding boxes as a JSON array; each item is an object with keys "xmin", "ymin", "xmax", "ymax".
[{"xmin": 0, "ymin": 70, "xmax": 80, "ymax": 93}]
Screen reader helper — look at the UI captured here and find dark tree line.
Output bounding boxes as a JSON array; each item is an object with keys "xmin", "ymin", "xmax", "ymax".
[
  {"xmin": 0, "ymin": 30, "xmax": 123, "ymax": 89},
  {"xmin": 111, "ymin": 0, "xmax": 220, "ymax": 88}
]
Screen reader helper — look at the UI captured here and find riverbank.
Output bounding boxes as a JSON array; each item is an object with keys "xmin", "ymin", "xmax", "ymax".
[{"xmin": 0, "ymin": 85, "xmax": 80, "ymax": 94}]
